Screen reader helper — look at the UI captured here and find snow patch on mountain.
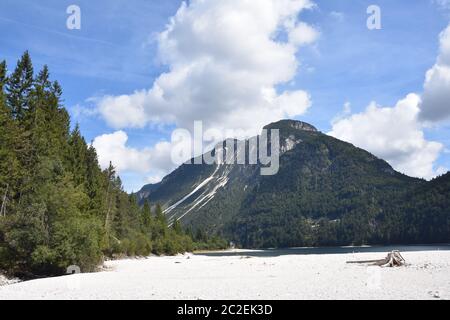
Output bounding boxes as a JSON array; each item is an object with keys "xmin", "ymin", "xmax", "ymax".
[
  {"xmin": 165, "ymin": 148, "xmax": 233, "ymax": 224},
  {"xmin": 164, "ymin": 165, "xmax": 220, "ymax": 215}
]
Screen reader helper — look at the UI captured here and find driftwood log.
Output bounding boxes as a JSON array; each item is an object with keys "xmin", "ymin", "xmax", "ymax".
[{"xmin": 347, "ymin": 250, "xmax": 406, "ymax": 267}]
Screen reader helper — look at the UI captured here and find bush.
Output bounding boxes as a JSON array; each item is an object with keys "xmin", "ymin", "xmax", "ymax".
[{"xmin": 134, "ymin": 233, "xmax": 152, "ymax": 256}]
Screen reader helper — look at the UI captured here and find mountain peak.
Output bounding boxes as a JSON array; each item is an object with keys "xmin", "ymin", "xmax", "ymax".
[{"xmin": 263, "ymin": 119, "xmax": 318, "ymax": 132}]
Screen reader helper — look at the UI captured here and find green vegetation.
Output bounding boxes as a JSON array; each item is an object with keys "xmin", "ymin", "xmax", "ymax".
[
  {"xmin": 187, "ymin": 228, "xmax": 229, "ymax": 251},
  {"xmin": 228, "ymin": 169, "xmax": 450, "ymax": 248},
  {"xmin": 227, "ymin": 122, "xmax": 450, "ymax": 248},
  {"xmin": 0, "ymin": 52, "xmax": 223, "ymax": 279}
]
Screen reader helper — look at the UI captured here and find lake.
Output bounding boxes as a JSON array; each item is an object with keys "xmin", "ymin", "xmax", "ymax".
[{"xmin": 195, "ymin": 244, "xmax": 450, "ymax": 257}]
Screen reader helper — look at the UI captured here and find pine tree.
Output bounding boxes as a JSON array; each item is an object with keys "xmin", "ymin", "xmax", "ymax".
[
  {"xmin": 141, "ymin": 200, "xmax": 152, "ymax": 231},
  {"xmin": 0, "ymin": 60, "xmax": 6, "ymax": 92},
  {"xmin": 172, "ymin": 220, "xmax": 183, "ymax": 235},
  {"xmin": 6, "ymin": 51, "xmax": 34, "ymax": 120},
  {"xmin": 29, "ymin": 68, "xmax": 69, "ymax": 161},
  {"xmin": 0, "ymin": 61, "xmax": 12, "ymax": 216},
  {"xmin": 103, "ymin": 162, "xmax": 117, "ymax": 236},
  {"xmin": 85, "ymin": 144, "xmax": 106, "ymax": 215},
  {"xmin": 155, "ymin": 203, "xmax": 165, "ymax": 223},
  {"xmin": 67, "ymin": 124, "xmax": 88, "ymax": 186},
  {"xmin": 0, "ymin": 61, "xmax": 21, "ymax": 215}
]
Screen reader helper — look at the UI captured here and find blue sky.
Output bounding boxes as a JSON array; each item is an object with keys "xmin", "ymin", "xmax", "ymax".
[{"xmin": 1, "ymin": 0, "xmax": 450, "ymax": 191}]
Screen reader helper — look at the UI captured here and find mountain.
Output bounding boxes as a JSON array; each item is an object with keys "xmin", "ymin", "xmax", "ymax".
[{"xmin": 136, "ymin": 120, "xmax": 450, "ymax": 248}]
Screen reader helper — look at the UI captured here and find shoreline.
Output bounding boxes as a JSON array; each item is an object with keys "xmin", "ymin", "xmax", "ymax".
[
  {"xmin": 196, "ymin": 243, "xmax": 450, "ymax": 252},
  {"xmin": 2, "ymin": 244, "xmax": 449, "ymax": 287},
  {"xmin": 0, "ymin": 249, "xmax": 448, "ymax": 300}
]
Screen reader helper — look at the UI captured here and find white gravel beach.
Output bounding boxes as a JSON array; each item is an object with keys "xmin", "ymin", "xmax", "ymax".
[{"xmin": 0, "ymin": 250, "xmax": 449, "ymax": 300}]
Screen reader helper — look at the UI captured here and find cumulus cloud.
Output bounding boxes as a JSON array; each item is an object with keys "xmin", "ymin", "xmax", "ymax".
[
  {"xmin": 92, "ymin": 131, "xmax": 177, "ymax": 178},
  {"xmin": 96, "ymin": 0, "xmax": 318, "ymax": 135},
  {"xmin": 329, "ymin": 94, "xmax": 445, "ymax": 179},
  {"xmin": 330, "ymin": 23, "xmax": 450, "ymax": 180},
  {"xmin": 288, "ymin": 22, "xmax": 320, "ymax": 46},
  {"xmin": 420, "ymin": 24, "xmax": 450, "ymax": 122}
]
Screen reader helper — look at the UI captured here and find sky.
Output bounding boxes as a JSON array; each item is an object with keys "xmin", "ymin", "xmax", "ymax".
[{"xmin": 1, "ymin": 0, "xmax": 450, "ymax": 192}]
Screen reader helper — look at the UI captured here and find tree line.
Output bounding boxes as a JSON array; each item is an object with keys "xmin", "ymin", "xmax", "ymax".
[
  {"xmin": 0, "ymin": 52, "xmax": 226, "ymax": 279},
  {"xmin": 229, "ymin": 171, "xmax": 450, "ymax": 249}
]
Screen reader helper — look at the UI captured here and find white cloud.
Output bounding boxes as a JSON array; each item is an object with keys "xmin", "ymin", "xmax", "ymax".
[
  {"xmin": 330, "ymin": 23, "xmax": 450, "ymax": 180},
  {"xmin": 92, "ymin": 131, "xmax": 176, "ymax": 177},
  {"xmin": 96, "ymin": 93, "xmax": 150, "ymax": 129},
  {"xmin": 343, "ymin": 101, "xmax": 351, "ymax": 114},
  {"xmin": 420, "ymin": 24, "xmax": 450, "ymax": 122},
  {"xmin": 96, "ymin": 0, "xmax": 317, "ymax": 135},
  {"xmin": 288, "ymin": 22, "xmax": 320, "ymax": 46},
  {"xmin": 329, "ymin": 94, "xmax": 445, "ymax": 179},
  {"xmin": 71, "ymin": 103, "xmax": 98, "ymax": 119}
]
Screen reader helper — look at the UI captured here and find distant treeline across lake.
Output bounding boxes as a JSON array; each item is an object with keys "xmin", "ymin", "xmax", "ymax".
[{"xmin": 195, "ymin": 244, "xmax": 450, "ymax": 257}]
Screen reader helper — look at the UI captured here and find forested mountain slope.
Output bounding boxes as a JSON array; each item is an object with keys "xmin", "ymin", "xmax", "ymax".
[{"xmin": 137, "ymin": 120, "xmax": 449, "ymax": 248}]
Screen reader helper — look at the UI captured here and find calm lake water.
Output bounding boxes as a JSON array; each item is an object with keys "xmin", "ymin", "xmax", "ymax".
[{"xmin": 195, "ymin": 244, "xmax": 450, "ymax": 257}]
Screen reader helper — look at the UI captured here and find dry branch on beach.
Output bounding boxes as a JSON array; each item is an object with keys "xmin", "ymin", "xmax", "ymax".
[{"xmin": 346, "ymin": 250, "xmax": 406, "ymax": 267}]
